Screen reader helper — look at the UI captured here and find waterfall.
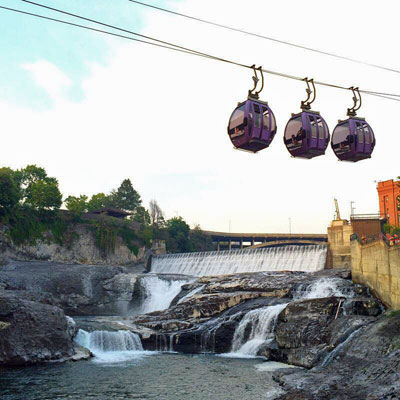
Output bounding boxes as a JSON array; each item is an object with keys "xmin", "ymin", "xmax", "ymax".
[
  {"xmin": 177, "ymin": 285, "xmax": 206, "ymax": 304},
  {"xmin": 293, "ymin": 278, "xmax": 355, "ymax": 300},
  {"xmin": 227, "ymin": 303, "xmax": 288, "ymax": 357},
  {"xmin": 137, "ymin": 275, "xmax": 188, "ymax": 314},
  {"xmin": 151, "ymin": 245, "xmax": 327, "ymax": 276},
  {"xmin": 75, "ymin": 329, "xmax": 145, "ymax": 363},
  {"xmin": 320, "ymin": 327, "xmax": 362, "ymax": 367}
]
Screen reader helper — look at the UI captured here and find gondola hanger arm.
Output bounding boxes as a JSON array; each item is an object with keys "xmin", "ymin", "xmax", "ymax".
[
  {"xmin": 248, "ymin": 65, "xmax": 264, "ymax": 99},
  {"xmin": 300, "ymin": 78, "xmax": 316, "ymax": 110},
  {"xmin": 347, "ymin": 87, "xmax": 362, "ymax": 116}
]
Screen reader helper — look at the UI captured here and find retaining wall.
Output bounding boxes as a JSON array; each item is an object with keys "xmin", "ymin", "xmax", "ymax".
[{"xmin": 351, "ymin": 239, "xmax": 400, "ymax": 309}]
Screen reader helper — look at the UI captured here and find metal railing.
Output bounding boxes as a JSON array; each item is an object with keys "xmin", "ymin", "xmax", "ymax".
[
  {"xmin": 350, "ymin": 214, "xmax": 383, "ymax": 220},
  {"xmin": 351, "ymin": 232, "xmax": 399, "ymax": 246}
]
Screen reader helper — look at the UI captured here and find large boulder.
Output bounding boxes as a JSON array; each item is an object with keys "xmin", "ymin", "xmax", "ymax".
[
  {"xmin": 0, "ymin": 291, "xmax": 76, "ymax": 366},
  {"xmin": 273, "ymin": 311, "xmax": 400, "ymax": 400},
  {"xmin": 0, "ymin": 261, "xmax": 138, "ymax": 315},
  {"xmin": 270, "ymin": 297, "xmax": 380, "ymax": 368}
]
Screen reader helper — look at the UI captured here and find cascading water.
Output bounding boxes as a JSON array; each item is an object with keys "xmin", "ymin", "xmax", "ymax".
[
  {"xmin": 292, "ymin": 278, "xmax": 355, "ymax": 300},
  {"xmin": 151, "ymin": 245, "xmax": 327, "ymax": 276},
  {"xmin": 136, "ymin": 275, "xmax": 188, "ymax": 314},
  {"xmin": 227, "ymin": 303, "xmax": 288, "ymax": 357},
  {"xmin": 177, "ymin": 284, "xmax": 206, "ymax": 304},
  {"xmin": 221, "ymin": 277, "xmax": 355, "ymax": 358},
  {"xmin": 320, "ymin": 327, "xmax": 362, "ymax": 367},
  {"xmin": 75, "ymin": 329, "xmax": 146, "ymax": 363}
]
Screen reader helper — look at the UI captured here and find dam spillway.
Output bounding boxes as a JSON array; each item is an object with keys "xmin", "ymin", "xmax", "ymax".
[{"xmin": 151, "ymin": 245, "xmax": 327, "ymax": 276}]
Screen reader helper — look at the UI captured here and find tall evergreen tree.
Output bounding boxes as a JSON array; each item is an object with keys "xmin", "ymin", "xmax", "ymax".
[{"xmin": 111, "ymin": 179, "xmax": 142, "ymax": 212}]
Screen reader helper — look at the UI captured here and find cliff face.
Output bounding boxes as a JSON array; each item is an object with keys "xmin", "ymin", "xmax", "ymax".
[{"xmin": 0, "ymin": 223, "xmax": 147, "ymax": 266}]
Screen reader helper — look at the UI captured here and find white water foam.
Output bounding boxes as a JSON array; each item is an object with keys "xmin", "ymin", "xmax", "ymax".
[
  {"xmin": 75, "ymin": 329, "xmax": 151, "ymax": 363},
  {"xmin": 138, "ymin": 275, "xmax": 187, "ymax": 314},
  {"xmin": 225, "ymin": 303, "xmax": 288, "ymax": 358},
  {"xmin": 320, "ymin": 327, "xmax": 362, "ymax": 367},
  {"xmin": 293, "ymin": 278, "xmax": 354, "ymax": 300},
  {"xmin": 151, "ymin": 246, "xmax": 327, "ymax": 276},
  {"xmin": 255, "ymin": 361, "xmax": 300, "ymax": 372},
  {"xmin": 177, "ymin": 284, "xmax": 206, "ymax": 305}
]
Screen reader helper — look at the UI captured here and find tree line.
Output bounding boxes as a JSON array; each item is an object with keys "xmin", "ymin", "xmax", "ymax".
[{"xmin": 0, "ymin": 165, "xmax": 214, "ymax": 253}]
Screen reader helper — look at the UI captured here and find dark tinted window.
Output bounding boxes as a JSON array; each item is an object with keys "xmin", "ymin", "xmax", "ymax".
[
  {"xmin": 309, "ymin": 115, "xmax": 318, "ymax": 138},
  {"xmin": 284, "ymin": 116, "xmax": 303, "ymax": 150},
  {"xmin": 253, "ymin": 104, "xmax": 261, "ymax": 128},
  {"xmin": 363, "ymin": 123, "xmax": 371, "ymax": 144},
  {"xmin": 332, "ymin": 122, "xmax": 351, "ymax": 155},
  {"xmin": 316, "ymin": 117, "xmax": 327, "ymax": 139},
  {"xmin": 262, "ymin": 107, "xmax": 270, "ymax": 130},
  {"xmin": 228, "ymin": 104, "xmax": 246, "ymax": 137},
  {"xmin": 356, "ymin": 122, "xmax": 364, "ymax": 143}
]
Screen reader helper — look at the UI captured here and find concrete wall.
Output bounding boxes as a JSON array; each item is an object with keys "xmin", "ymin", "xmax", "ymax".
[
  {"xmin": 327, "ymin": 220, "xmax": 353, "ymax": 268},
  {"xmin": 351, "ymin": 239, "xmax": 400, "ymax": 310}
]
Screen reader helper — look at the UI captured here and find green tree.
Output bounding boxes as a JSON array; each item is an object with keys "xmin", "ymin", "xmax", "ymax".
[
  {"xmin": 189, "ymin": 224, "xmax": 214, "ymax": 252},
  {"xmin": 0, "ymin": 168, "xmax": 21, "ymax": 216},
  {"xmin": 87, "ymin": 193, "xmax": 108, "ymax": 211},
  {"xmin": 65, "ymin": 195, "xmax": 88, "ymax": 217},
  {"xmin": 26, "ymin": 179, "xmax": 62, "ymax": 211},
  {"xmin": 133, "ymin": 205, "xmax": 151, "ymax": 225},
  {"xmin": 16, "ymin": 165, "xmax": 59, "ymax": 205},
  {"xmin": 110, "ymin": 179, "xmax": 141, "ymax": 212},
  {"xmin": 166, "ymin": 217, "xmax": 192, "ymax": 253}
]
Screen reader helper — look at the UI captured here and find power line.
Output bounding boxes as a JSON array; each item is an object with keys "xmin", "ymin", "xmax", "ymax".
[
  {"xmin": 21, "ymin": 0, "xmax": 222, "ymax": 61},
  {"xmin": 128, "ymin": 0, "xmax": 400, "ymax": 76},
  {"xmin": 0, "ymin": 6, "xmax": 212, "ymax": 58},
  {"xmin": 2, "ymin": 4, "xmax": 400, "ymax": 102}
]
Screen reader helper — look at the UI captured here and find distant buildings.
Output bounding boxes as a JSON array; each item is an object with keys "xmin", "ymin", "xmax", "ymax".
[{"xmin": 377, "ymin": 179, "xmax": 400, "ymax": 227}]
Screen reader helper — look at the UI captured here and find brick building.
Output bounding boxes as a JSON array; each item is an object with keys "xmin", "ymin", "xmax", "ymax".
[{"xmin": 377, "ymin": 179, "xmax": 400, "ymax": 227}]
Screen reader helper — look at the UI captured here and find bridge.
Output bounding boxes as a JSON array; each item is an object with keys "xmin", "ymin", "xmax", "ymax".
[{"xmin": 201, "ymin": 230, "xmax": 327, "ymax": 251}]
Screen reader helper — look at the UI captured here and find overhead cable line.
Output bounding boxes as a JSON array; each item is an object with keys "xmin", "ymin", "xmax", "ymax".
[
  {"xmin": 0, "ymin": 6, "xmax": 223, "ymax": 59},
  {"xmin": 21, "ymin": 0, "xmax": 224, "ymax": 61},
  {"xmin": 128, "ymin": 0, "xmax": 400, "ymax": 76},
  {"xmin": 3, "ymin": 4, "xmax": 400, "ymax": 102},
  {"xmin": 17, "ymin": 1, "xmax": 400, "ymax": 99}
]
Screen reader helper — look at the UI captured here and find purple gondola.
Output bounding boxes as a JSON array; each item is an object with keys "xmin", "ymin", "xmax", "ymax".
[
  {"xmin": 284, "ymin": 78, "xmax": 330, "ymax": 159},
  {"xmin": 227, "ymin": 66, "xmax": 277, "ymax": 153},
  {"xmin": 331, "ymin": 87, "xmax": 375, "ymax": 162}
]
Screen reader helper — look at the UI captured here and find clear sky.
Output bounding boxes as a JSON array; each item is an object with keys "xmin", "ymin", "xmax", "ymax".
[{"xmin": 1, "ymin": 0, "xmax": 399, "ymax": 234}]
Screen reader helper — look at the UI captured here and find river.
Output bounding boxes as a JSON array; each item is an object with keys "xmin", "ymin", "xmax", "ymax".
[{"xmin": 0, "ymin": 352, "xmax": 287, "ymax": 400}]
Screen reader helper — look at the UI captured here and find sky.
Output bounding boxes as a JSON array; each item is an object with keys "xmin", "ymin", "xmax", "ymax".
[{"xmin": 1, "ymin": 0, "xmax": 399, "ymax": 234}]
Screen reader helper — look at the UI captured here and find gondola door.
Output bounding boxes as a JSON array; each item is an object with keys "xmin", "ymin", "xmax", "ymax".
[
  {"xmin": 355, "ymin": 120, "xmax": 365, "ymax": 154},
  {"xmin": 250, "ymin": 102, "xmax": 263, "ymax": 141},
  {"xmin": 307, "ymin": 114, "xmax": 318, "ymax": 150},
  {"xmin": 317, "ymin": 116, "xmax": 328, "ymax": 151},
  {"xmin": 363, "ymin": 122, "xmax": 374, "ymax": 155}
]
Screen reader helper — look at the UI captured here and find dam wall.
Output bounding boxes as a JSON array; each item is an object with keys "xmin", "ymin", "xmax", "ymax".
[
  {"xmin": 151, "ymin": 245, "xmax": 327, "ymax": 276},
  {"xmin": 351, "ymin": 237, "xmax": 400, "ymax": 309}
]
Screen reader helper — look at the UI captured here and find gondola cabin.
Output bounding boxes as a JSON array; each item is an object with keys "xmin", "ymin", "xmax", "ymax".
[
  {"xmin": 283, "ymin": 111, "xmax": 330, "ymax": 159},
  {"xmin": 227, "ymin": 98, "xmax": 277, "ymax": 153},
  {"xmin": 331, "ymin": 117, "xmax": 375, "ymax": 162}
]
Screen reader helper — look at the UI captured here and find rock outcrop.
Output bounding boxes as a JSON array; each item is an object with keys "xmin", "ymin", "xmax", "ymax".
[
  {"xmin": 271, "ymin": 297, "xmax": 380, "ymax": 368},
  {"xmin": 0, "ymin": 291, "xmax": 76, "ymax": 366},
  {"xmin": 0, "ymin": 261, "xmax": 144, "ymax": 315},
  {"xmin": 273, "ymin": 311, "xmax": 400, "ymax": 400},
  {"xmin": 0, "ymin": 223, "xmax": 146, "ymax": 266},
  {"xmin": 131, "ymin": 269, "xmax": 383, "ymax": 364}
]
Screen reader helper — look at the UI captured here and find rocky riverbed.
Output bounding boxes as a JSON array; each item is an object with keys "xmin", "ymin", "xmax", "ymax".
[{"xmin": 0, "ymin": 260, "xmax": 399, "ymax": 399}]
